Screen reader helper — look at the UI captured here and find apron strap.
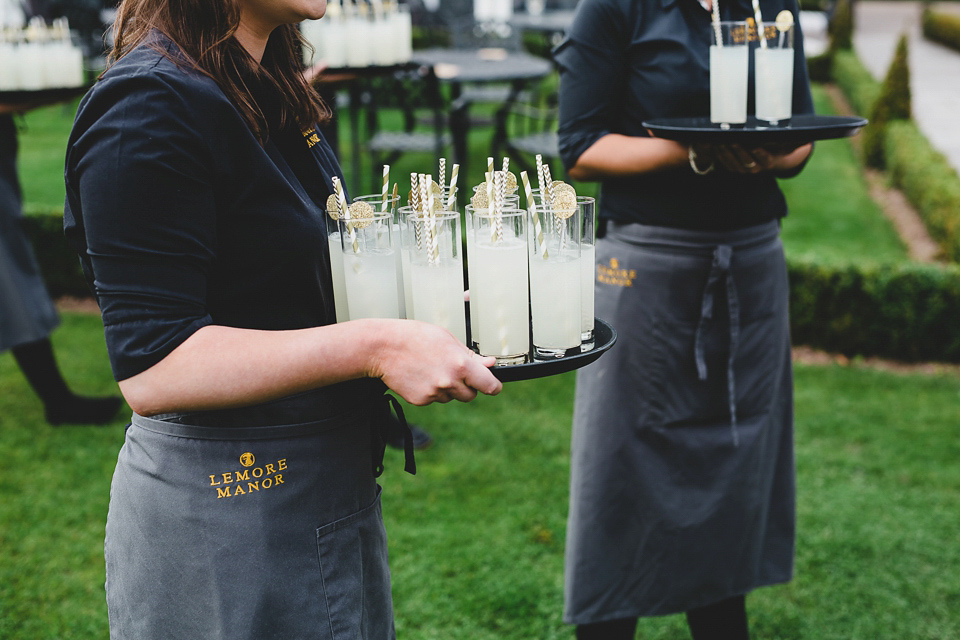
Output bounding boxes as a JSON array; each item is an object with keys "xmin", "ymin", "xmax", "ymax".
[
  {"xmin": 693, "ymin": 244, "xmax": 741, "ymax": 446},
  {"xmin": 374, "ymin": 394, "xmax": 417, "ymax": 477}
]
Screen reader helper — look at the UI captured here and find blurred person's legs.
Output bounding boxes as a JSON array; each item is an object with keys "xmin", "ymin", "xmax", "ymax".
[
  {"xmin": 574, "ymin": 595, "xmax": 748, "ymax": 640},
  {"xmin": 1, "ymin": 114, "xmax": 121, "ymax": 426},
  {"xmin": 12, "ymin": 338, "xmax": 122, "ymax": 425}
]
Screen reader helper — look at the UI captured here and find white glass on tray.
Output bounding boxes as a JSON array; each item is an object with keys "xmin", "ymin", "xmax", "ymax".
[
  {"xmin": 403, "ymin": 210, "xmax": 467, "ymax": 344},
  {"xmin": 326, "ymin": 213, "xmax": 350, "ymax": 323},
  {"xmin": 529, "ymin": 202, "xmax": 582, "ymax": 359},
  {"xmin": 710, "ymin": 21, "xmax": 749, "ymax": 128},
  {"xmin": 338, "ymin": 209, "xmax": 400, "ymax": 319},
  {"xmin": 354, "ymin": 193, "xmax": 403, "ymax": 317},
  {"xmin": 754, "ymin": 22, "xmax": 795, "ymax": 125},
  {"xmin": 466, "ymin": 205, "xmax": 531, "ymax": 364},
  {"xmin": 578, "ymin": 196, "xmax": 597, "ymax": 348}
]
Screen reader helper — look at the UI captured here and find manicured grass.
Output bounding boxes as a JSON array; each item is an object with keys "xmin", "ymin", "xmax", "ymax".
[
  {"xmin": 1, "ymin": 313, "xmax": 959, "ymax": 639},
  {"xmin": 778, "ymin": 85, "xmax": 907, "ymax": 264}
]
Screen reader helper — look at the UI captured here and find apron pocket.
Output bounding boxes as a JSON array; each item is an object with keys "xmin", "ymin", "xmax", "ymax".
[{"xmin": 316, "ymin": 485, "xmax": 394, "ymax": 640}]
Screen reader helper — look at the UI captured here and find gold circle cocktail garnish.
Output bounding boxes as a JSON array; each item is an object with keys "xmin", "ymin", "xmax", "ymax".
[
  {"xmin": 326, "ymin": 194, "xmax": 340, "ymax": 220},
  {"xmin": 552, "ymin": 190, "xmax": 578, "ymax": 219},
  {"xmin": 552, "ymin": 181, "xmax": 576, "ymax": 198},
  {"xmin": 348, "ymin": 200, "xmax": 374, "ymax": 228},
  {"xmin": 504, "ymin": 171, "xmax": 518, "ymax": 194},
  {"xmin": 775, "ymin": 9, "xmax": 794, "ymax": 31},
  {"xmin": 471, "ymin": 186, "xmax": 489, "ymax": 209}
]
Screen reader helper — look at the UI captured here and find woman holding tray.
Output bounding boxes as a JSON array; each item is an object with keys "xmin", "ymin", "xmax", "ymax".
[
  {"xmin": 556, "ymin": 0, "xmax": 813, "ymax": 638},
  {"xmin": 64, "ymin": 0, "xmax": 501, "ymax": 637}
]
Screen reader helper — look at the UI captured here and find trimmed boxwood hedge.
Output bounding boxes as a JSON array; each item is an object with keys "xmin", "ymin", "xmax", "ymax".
[
  {"xmin": 20, "ymin": 210, "xmax": 89, "ymax": 300},
  {"xmin": 922, "ymin": 6, "xmax": 960, "ymax": 53},
  {"xmin": 788, "ymin": 258, "xmax": 960, "ymax": 363}
]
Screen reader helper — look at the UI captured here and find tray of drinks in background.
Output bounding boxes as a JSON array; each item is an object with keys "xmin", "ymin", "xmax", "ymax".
[
  {"xmin": 643, "ymin": 115, "xmax": 868, "ymax": 147},
  {"xmin": 484, "ymin": 317, "xmax": 617, "ymax": 383},
  {"xmin": 0, "ymin": 85, "xmax": 90, "ymax": 106}
]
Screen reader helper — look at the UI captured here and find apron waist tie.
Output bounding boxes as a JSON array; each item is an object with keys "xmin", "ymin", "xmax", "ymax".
[
  {"xmin": 374, "ymin": 394, "xmax": 417, "ymax": 477},
  {"xmin": 693, "ymin": 244, "xmax": 741, "ymax": 446}
]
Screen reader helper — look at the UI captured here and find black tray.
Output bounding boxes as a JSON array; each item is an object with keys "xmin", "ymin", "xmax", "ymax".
[
  {"xmin": 0, "ymin": 85, "xmax": 91, "ymax": 107},
  {"xmin": 490, "ymin": 318, "xmax": 617, "ymax": 383},
  {"xmin": 643, "ymin": 114, "xmax": 867, "ymax": 147}
]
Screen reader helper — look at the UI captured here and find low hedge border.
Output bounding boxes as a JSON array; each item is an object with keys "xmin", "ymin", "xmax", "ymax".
[
  {"xmin": 829, "ymin": 49, "xmax": 960, "ymax": 263},
  {"xmin": 22, "ymin": 210, "xmax": 960, "ymax": 364},
  {"xmin": 922, "ymin": 5, "xmax": 960, "ymax": 54},
  {"xmin": 788, "ymin": 258, "xmax": 960, "ymax": 363},
  {"xmin": 20, "ymin": 210, "xmax": 89, "ymax": 299}
]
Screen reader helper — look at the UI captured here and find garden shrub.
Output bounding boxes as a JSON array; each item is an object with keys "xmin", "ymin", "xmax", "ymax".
[
  {"xmin": 922, "ymin": 6, "xmax": 960, "ymax": 53},
  {"xmin": 20, "ymin": 211, "xmax": 89, "ymax": 299},
  {"xmin": 788, "ymin": 257, "xmax": 960, "ymax": 363},
  {"xmin": 830, "ymin": 49, "xmax": 880, "ymax": 118},
  {"xmin": 885, "ymin": 120, "xmax": 960, "ymax": 264},
  {"xmin": 861, "ymin": 34, "xmax": 910, "ymax": 169},
  {"xmin": 828, "ymin": 0, "xmax": 853, "ymax": 51}
]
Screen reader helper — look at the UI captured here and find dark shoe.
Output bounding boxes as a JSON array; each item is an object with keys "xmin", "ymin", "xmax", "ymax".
[
  {"xmin": 385, "ymin": 423, "xmax": 434, "ymax": 451},
  {"xmin": 46, "ymin": 394, "xmax": 123, "ymax": 426}
]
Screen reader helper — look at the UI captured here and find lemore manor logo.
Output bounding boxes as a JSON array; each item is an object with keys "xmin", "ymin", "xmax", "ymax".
[{"xmin": 207, "ymin": 454, "xmax": 288, "ymax": 499}]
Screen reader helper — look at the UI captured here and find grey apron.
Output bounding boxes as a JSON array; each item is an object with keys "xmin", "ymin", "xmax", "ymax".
[
  {"xmin": 564, "ymin": 220, "xmax": 794, "ymax": 623},
  {"xmin": 0, "ymin": 115, "xmax": 59, "ymax": 352},
  {"xmin": 105, "ymin": 384, "xmax": 412, "ymax": 640}
]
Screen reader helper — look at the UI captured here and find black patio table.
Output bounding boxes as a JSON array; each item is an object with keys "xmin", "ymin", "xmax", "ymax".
[{"xmin": 409, "ymin": 47, "xmax": 553, "ymax": 200}]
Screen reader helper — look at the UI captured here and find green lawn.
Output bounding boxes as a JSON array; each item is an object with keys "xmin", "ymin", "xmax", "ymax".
[{"xmin": 1, "ymin": 314, "xmax": 959, "ymax": 639}]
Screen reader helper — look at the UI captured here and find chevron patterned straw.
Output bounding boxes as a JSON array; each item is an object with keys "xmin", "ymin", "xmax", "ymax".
[
  {"xmin": 752, "ymin": 0, "xmax": 767, "ymax": 48},
  {"xmin": 438, "ymin": 158, "xmax": 446, "ymax": 196},
  {"xmin": 411, "ymin": 173, "xmax": 422, "ymax": 251}
]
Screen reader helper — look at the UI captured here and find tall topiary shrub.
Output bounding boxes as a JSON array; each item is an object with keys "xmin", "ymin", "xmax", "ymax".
[
  {"xmin": 862, "ymin": 34, "xmax": 911, "ymax": 169},
  {"xmin": 828, "ymin": 0, "xmax": 854, "ymax": 51}
]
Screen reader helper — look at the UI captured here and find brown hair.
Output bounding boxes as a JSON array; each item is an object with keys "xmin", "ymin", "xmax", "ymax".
[{"xmin": 110, "ymin": 0, "xmax": 330, "ymax": 144}]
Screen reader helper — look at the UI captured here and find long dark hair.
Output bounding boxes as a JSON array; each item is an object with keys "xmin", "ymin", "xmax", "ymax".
[{"xmin": 110, "ymin": 0, "xmax": 330, "ymax": 144}]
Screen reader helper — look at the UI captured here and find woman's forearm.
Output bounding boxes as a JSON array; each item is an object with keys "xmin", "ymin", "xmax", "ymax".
[
  {"xmin": 118, "ymin": 320, "xmax": 501, "ymax": 415},
  {"xmin": 568, "ymin": 134, "xmax": 689, "ymax": 181}
]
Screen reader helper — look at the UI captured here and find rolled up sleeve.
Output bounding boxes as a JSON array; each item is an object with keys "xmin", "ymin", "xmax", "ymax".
[
  {"xmin": 555, "ymin": 0, "xmax": 627, "ymax": 173},
  {"xmin": 65, "ymin": 71, "xmax": 217, "ymax": 381}
]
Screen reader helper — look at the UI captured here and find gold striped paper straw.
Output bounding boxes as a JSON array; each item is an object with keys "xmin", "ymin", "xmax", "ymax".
[
  {"xmin": 521, "ymin": 170, "xmax": 547, "ymax": 260},
  {"xmin": 446, "ymin": 163, "xmax": 459, "ymax": 210},
  {"xmin": 332, "ymin": 176, "xmax": 358, "ymax": 253},
  {"xmin": 381, "ymin": 164, "xmax": 390, "ymax": 211},
  {"xmin": 427, "ymin": 176, "xmax": 440, "ymax": 265}
]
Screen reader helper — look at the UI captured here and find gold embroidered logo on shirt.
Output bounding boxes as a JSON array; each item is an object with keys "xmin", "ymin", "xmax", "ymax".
[
  {"xmin": 302, "ymin": 127, "xmax": 321, "ymax": 149},
  {"xmin": 208, "ymin": 455, "xmax": 287, "ymax": 499},
  {"xmin": 597, "ymin": 257, "xmax": 636, "ymax": 287}
]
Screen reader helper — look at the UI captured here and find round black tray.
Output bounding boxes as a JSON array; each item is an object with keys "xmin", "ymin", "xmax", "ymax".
[
  {"xmin": 643, "ymin": 114, "xmax": 867, "ymax": 147},
  {"xmin": 0, "ymin": 85, "xmax": 91, "ymax": 107},
  {"xmin": 490, "ymin": 318, "xmax": 617, "ymax": 383}
]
